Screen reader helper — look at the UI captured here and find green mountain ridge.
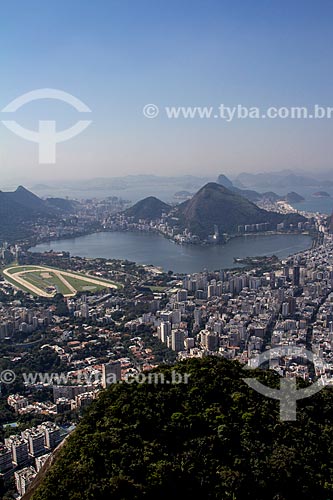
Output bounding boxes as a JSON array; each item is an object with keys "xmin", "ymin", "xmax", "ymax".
[
  {"xmin": 123, "ymin": 182, "xmax": 305, "ymax": 239},
  {"xmin": 285, "ymin": 191, "xmax": 305, "ymax": 203},
  {"xmin": 124, "ymin": 196, "xmax": 171, "ymax": 221},
  {"xmin": 0, "ymin": 187, "xmax": 76, "ymax": 242},
  {"xmin": 45, "ymin": 197, "xmax": 81, "ymax": 212},
  {"xmin": 174, "ymin": 183, "xmax": 304, "ymax": 238}
]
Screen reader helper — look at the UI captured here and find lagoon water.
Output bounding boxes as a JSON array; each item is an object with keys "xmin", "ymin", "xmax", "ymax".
[{"xmin": 30, "ymin": 231, "xmax": 312, "ymax": 274}]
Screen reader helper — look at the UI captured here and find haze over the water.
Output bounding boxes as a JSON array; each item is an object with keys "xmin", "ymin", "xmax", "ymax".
[{"xmin": 1, "ymin": 0, "xmax": 333, "ymax": 185}]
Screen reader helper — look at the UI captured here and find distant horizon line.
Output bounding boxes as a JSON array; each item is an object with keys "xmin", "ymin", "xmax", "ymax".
[{"xmin": 2, "ymin": 167, "xmax": 333, "ymax": 187}]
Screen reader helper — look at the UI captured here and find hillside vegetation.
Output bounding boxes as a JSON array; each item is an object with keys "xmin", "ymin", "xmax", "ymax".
[
  {"xmin": 0, "ymin": 186, "xmax": 75, "ymax": 242},
  {"xmin": 29, "ymin": 357, "xmax": 333, "ymax": 500},
  {"xmin": 124, "ymin": 196, "xmax": 171, "ymax": 221},
  {"xmin": 175, "ymin": 183, "xmax": 304, "ymax": 237}
]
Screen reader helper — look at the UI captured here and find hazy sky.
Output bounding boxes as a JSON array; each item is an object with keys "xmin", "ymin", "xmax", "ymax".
[{"xmin": 1, "ymin": 0, "xmax": 333, "ymax": 184}]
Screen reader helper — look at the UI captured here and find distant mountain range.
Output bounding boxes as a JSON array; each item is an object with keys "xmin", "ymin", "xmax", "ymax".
[
  {"xmin": 0, "ymin": 181, "xmax": 308, "ymax": 244},
  {"xmin": 20, "ymin": 170, "xmax": 333, "ymax": 203},
  {"xmin": 233, "ymin": 170, "xmax": 333, "ymax": 191},
  {"xmin": 0, "ymin": 187, "xmax": 78, "ymax": 242},
  {"xmin": 125, "ymin": 182, "xmax": 305, "ymax": 239},
  {"xmin": 216, "ymin": 174, "xmax": 305, "ymax": 204},
  {"xmin": 30, "ymin": 175, "xmax": 211, "ymax": 202},
  {"xmin": 0, "ymin": 185, "xmax": 53, "ymax": 214}
]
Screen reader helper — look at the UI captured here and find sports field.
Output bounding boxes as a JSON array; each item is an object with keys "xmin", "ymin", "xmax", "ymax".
[{"xmin": 2, "ymin": 265, "xmax": 120, "ymax": 297}]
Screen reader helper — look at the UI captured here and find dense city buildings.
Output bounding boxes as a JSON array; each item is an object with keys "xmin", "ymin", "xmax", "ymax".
[{"xmin": 0, "ymin": 203, "xmax": 331, "ymax": 497}]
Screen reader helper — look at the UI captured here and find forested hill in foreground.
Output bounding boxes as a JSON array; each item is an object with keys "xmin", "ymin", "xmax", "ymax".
[{"xmin": 28, "ymin": 357, "xmax": 333, "ymax": 500}]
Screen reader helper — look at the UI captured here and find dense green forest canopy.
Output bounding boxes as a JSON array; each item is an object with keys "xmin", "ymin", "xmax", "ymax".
[{"xmin": 30, "ymin": 357, "xmax": 333, "ymax": 500}]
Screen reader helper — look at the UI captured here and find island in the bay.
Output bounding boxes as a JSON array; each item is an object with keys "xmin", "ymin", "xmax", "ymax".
[{"xmin": 312, "ymin": 191, "xmax": 331, "ymax": 198}]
